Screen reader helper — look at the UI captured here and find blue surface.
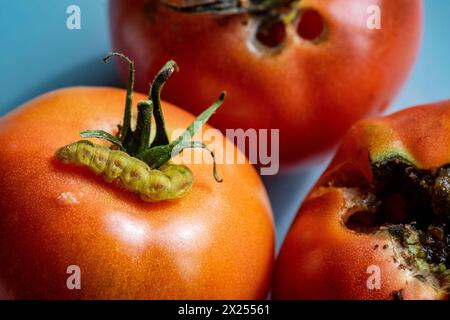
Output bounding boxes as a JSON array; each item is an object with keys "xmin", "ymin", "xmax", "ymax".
[{"xmin": 1, "ymin": 1, "xmax": 450, "ymax": 251}]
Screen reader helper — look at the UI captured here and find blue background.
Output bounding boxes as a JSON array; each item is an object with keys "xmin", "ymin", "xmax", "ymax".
[{"xmin": 1, "ymin": 1, "xmax": 449, "ymax": 251}]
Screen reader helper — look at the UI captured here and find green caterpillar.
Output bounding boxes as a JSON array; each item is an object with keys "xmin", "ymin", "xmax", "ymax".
[{"xmin": 55, "ymin": 140, "xmax": 193, "ymax": 202}]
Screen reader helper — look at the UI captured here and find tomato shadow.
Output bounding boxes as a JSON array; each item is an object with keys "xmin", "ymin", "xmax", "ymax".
[{"xmin": 262, "ymin": 160, "xmax": 330, "ymax": 253}]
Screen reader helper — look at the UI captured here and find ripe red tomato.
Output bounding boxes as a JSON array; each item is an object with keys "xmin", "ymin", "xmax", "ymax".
[
  {"xmin": 0, "ymin": 85, "xmax": 274, "ymax": 299},
  {"xmin": 273, "ymin": 101, "xmax": 450, "ymax": 300},
  {"xmin": 110, "ymin": 0, "xmax": 423, "ymax": 165}
]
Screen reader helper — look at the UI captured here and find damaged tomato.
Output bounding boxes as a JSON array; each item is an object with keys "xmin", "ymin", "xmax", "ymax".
[
  {"xmin": 273, "ymin": 101, "xmax": 450, "ymax": 300},
  {"xmin": 110, "ymin": 0, "xmax": 423, "ymax": 165}
]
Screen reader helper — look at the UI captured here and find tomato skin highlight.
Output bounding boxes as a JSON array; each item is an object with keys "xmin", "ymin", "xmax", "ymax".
[
  {"xmin": 0, "ymin": 87, "xmax": 274, "ymax": 299},
  {"xmin": 110, "ymin": 0, "xmax": 423, "ymax": 165},
  {"xmin": 273, "ymin": 101, "xmax": 450, "ymax": 300}
]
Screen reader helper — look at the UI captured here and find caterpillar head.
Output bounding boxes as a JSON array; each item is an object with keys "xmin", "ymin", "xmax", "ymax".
[
  {"xmin": 55, "ymin": 145, "xmax": 72, "ymax": 164},
  {"xmin": 55, "ymin": 141, "xmax": 96, "ymax": 165}
]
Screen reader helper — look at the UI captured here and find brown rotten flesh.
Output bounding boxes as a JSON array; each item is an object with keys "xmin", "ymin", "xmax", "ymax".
[{"xmin": 341, "ymin": 157, "xmax": 450, "ymax": 293}]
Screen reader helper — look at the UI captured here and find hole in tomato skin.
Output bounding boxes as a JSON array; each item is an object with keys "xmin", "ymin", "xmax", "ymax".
[
  {"xmin": 338, "ymin": 157, "xmax": 450, "ymax": 290},
  {"xmin": 254, "ymin": 18, "xmax": 287, "ymax": 49},
  {"xmin": 296, "ymin": 9, "xmax": 326, "ymax": 41}
]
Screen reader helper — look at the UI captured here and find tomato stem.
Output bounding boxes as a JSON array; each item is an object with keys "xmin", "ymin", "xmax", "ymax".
[{"xmin": 135, "ymin": 100, "xmax": 153, "ymax": 155}]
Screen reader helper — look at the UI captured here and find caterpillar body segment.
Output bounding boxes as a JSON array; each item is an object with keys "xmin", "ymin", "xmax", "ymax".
[{"xmin": 55, "ymin": 140, "xmax": 193, "ymax": 202}]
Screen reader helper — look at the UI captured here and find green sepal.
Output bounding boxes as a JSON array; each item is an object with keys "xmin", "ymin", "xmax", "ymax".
[
  {"xmin": 137, "ymin": 145, "xmax": 173, "ymax": 169},
  {"xmin": 103, "ymin": 52, "xmax": 135, "ymax": 149},
  {"xmin": 172, "ymin": 92, "xmax": 225, "ymax": 146},
  {"xmin": 150, "ymin": 60, "xmax": 178, "ymax": 148},
  {"xmin": 80, "ymin": 130, "xmax": 126, "ymax": 151},
  {"xmin": 174, "ymin": 141, "xmax": 223, "ymax": 182}
]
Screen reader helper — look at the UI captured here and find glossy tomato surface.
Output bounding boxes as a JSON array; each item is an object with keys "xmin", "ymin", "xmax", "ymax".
[
  {"xmin": 273, "ymin": 101, "xmax": 450, "ymax": 300},
  {"xmin": 0, "ymin": 87, "xmax": 274, "ymax": 299},
  {"xmin": 110, "ymin": 0, "xmax": 423, "ymax": 165}
]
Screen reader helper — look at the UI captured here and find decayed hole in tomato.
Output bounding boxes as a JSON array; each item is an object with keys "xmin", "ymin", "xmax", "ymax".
[
  {"xmin": 296, "ymin": 9, "xmax": 326, "ymax": 41},
  {"xmin": 338, "ymin": 158, "xmax": 450, "ymax": 290},
  {"xmin": 254, "ymin": 18, "xmax": 287, "ymax": 49}
]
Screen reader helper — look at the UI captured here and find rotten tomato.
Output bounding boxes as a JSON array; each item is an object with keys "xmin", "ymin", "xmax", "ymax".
[{"xmin": 273, "ymin": 101, "xmax": 450, "ymax": 300}]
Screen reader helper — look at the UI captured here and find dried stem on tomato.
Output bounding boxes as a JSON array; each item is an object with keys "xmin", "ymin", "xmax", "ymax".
[{"xmin": 160, "ymin": 0, "xmax": 292, "ymax": 15}]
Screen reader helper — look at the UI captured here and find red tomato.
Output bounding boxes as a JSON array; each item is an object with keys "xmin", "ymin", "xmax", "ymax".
[
  {"xmin": 0, "ymin": 86, "xmax": 274, "ymax": 299},
  {"xmin": 273, "ymin": 101, "xmax": 450, "ymax": 300},
  {"xmin": 110, "ymin": 0, "xmax": 423, "ymax": 166}
]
